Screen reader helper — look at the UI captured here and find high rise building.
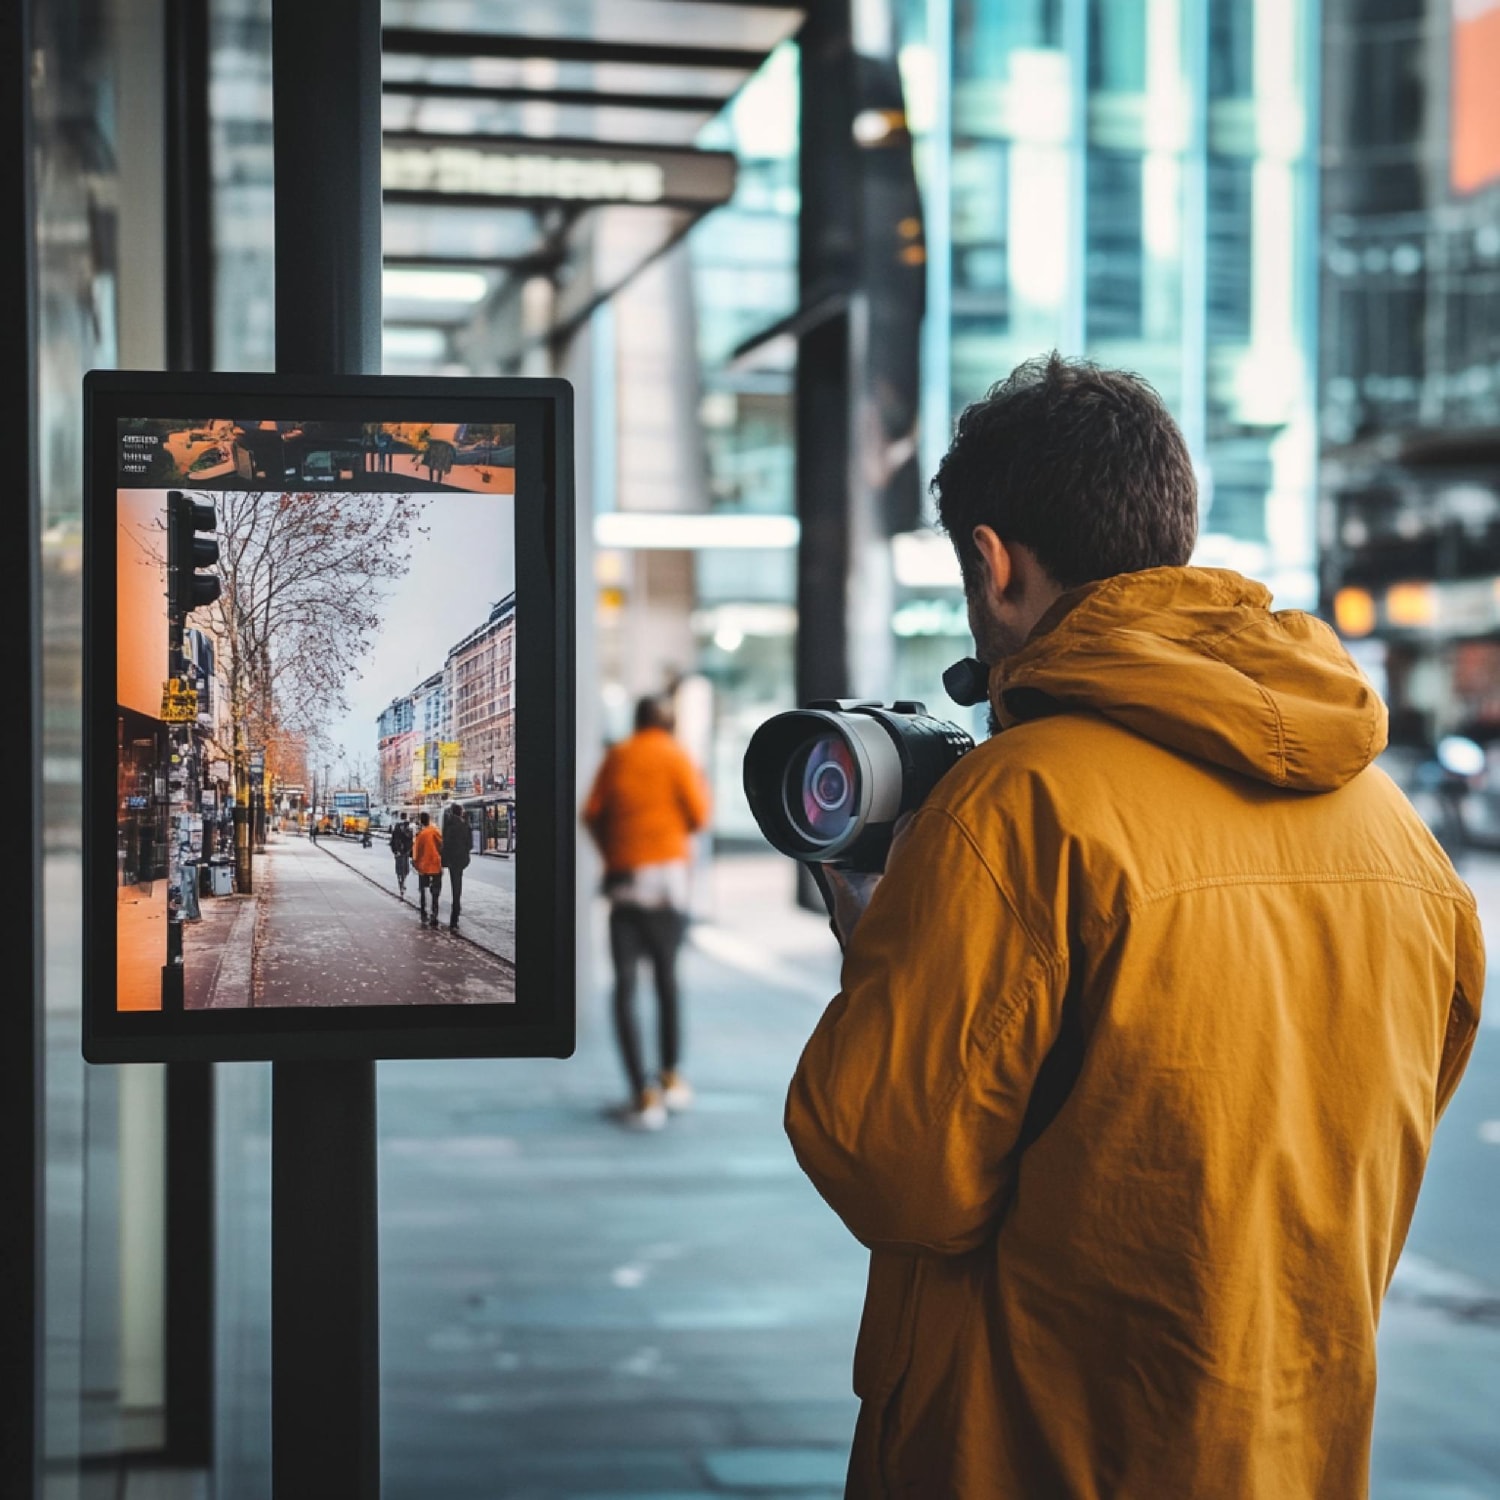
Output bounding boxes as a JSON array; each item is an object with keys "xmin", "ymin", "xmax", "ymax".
[{"xmin": 1319, "ymin": 0, "xmax": 1500, "ymax": 752}]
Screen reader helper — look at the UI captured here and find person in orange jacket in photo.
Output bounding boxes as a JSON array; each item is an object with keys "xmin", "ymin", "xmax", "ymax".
[
  {"xmin": 411, "ymin": 809, "xmax": 444, "ymax": 929},
  {"xmin": 584, "ymin": 694, "xmax": 711, "ymax": 1130},
  {"xmin": 787, "ymin": 354, "xmax": 1484, "ymax": 1499}
]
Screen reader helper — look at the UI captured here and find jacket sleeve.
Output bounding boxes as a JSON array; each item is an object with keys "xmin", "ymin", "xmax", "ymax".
[
  {"xmin": 785, "ymin": 805, "xmax": 1068, "ymax": 1257},
  {"xmin": 1436, "ymin": 896, "xmax": 1486, "ymax": 1121}
]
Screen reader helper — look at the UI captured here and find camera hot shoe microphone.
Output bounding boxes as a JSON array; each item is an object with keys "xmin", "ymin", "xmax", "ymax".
[{"xmin": 942, "ymin": 655, "xmax": 990, "ymax": 707}]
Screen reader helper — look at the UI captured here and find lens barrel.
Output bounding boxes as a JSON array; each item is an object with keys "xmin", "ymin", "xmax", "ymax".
[{"xmin": 743, "ymin": 701, "xmax": 975, "ymax": 869}]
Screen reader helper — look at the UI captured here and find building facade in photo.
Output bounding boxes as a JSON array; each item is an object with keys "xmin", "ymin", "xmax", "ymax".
[{"xmin": 446, "ymin": 593, "xmax": 516, "ymax": 796}]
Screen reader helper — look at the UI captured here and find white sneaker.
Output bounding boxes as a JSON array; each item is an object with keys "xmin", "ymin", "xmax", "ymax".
[
  {"xmin": 660, "ymin": 1072, "xmax": 694, "ymax": 1112},
  {"xmin": 622, "ymin": 1088, "xmax": 667, "ymax": 1131}
]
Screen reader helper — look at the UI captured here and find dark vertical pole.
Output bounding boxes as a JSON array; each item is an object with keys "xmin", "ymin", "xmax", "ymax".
[
  {"xmin": 0, "ymin": 0, "xmax": 41, "ymax": 1488},
  {"xmin": 795, "ymin": 312, "xmax": 852, "ymax": 706},
  {"xmin": 795, "ymin": 2, "xmax": 857, "ymax": 909},
  {"xmin": 163, "ymin": 1062, "xmax": 214, "ymax": 1465},
  {"xmin": 164, "ymin": 0, "xmax": 213, "ymax": 373},
  {"xmin": 272, "ymin": 1062, "xmax": 379, "ymax": 1497},
  {"xmin": 269, "ymin": 0, "xmax": 382, "ymax": 1494},
  {"xmin": 272, "ymin": 0, "xmax": 382, "ymax": 375},
  {"xmin": 796, "ymin": 0, "xmax": 856, "ymax": 709},
  {"xmin": 162, "ymin": 0, "xmax": 217, "ymax": 1465}
]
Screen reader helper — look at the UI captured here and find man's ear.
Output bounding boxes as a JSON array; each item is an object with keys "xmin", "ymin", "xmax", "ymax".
[{"xmin": 972, "ymin": 525, "xmax": 1011, "ymax": 599}]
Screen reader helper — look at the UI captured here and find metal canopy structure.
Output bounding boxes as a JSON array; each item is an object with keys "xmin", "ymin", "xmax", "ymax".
[{"xmin": 378, "ymin": 0, "xmax": 803, "ymax": 369}]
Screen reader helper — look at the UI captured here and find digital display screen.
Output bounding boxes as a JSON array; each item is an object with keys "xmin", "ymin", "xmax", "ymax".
[{"xmin": 114, "ymin": 416, "xmax": 519, "ymax": 1013}]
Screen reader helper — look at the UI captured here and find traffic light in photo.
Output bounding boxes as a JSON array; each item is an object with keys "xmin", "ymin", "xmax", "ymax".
[{"xmin": 168, "ymin": 489, "xmax": 221, "ymax": 616}]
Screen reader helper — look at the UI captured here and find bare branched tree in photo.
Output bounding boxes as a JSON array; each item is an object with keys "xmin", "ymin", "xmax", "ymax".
[{"xmin": 193, "ymin": 489, "xmax": 430, "ymax": 870}]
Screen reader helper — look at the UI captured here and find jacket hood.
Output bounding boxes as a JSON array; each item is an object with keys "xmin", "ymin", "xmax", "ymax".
[{"xmin": 989, "ymin": 567, "xmax": 1387, "ymax": 791}]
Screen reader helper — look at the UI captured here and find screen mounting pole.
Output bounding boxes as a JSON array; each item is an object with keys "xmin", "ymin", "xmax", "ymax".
[{"xmin": 269, "ymin": 0, "xmax": 382, "ymax": 1493}]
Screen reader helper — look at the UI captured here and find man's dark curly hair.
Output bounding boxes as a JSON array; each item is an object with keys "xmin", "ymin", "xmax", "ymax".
[{"xmin": 931, "ymin": 353, "xmax": 1198, "ymax": 590}]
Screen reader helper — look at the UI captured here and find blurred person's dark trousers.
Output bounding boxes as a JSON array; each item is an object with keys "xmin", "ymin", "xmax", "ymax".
[
  {"xmin": 609, "ymin": 905, "xmax": 684, "ymax": 1097},
  {"xmin": 446, "ymin": 866, "xmax": 464, "ymax": 925},
  {"xmin": 418, "ymin": 871, "xmax": 443, "ymax": 921}
]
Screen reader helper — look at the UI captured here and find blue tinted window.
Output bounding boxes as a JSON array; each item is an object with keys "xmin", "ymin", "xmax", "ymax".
[
  {"xmin": 952, "ymin": 138, "xmax": 1010, "ymax": 336},
  {"xmin": 1085, "ymin": 149, "xmax": 1143, "ymax": 340},
  {"xmin": 1206, "ymin": 156, "xmax": 1254, "ymax": 340},
  {"xmin": 1208, "ymin": 0, "xmax": 1254, "ymax": 98},
  {"xmin": 955, "ymin": 0, "xmax": 1063, "ymax": 80},
  {"xmin": 1087, "ymin": 0, "xmax": 1147, "ymax": 93}
]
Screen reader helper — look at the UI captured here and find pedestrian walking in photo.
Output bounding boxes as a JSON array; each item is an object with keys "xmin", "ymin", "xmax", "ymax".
[
  {"xmin": 412, "ymin": 810, "xmax": 443, "ymax": 928},
  {"xmin": 389, "ymin": 811, "xmax": 413, "ymax": 901},
  {"xmin": 441, "ymin": 800, "xmax": 472, "ymax": 931},
  {"xmin": 583, "ymin": 694, "xmax": 711, "ymax": 1131}
]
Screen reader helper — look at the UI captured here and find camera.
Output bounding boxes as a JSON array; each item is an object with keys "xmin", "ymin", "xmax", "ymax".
[{"xmin": 743, "ymin": 699, "xmax": 975, "ymax": 871}]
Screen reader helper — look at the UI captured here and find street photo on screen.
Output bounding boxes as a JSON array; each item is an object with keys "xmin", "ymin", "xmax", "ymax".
[{"xmin": 115, "ymin": 417, "xmax": 518, "ymax": 1011}]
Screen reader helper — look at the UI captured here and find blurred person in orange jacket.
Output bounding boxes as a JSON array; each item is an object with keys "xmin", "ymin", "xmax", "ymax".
[
  {"xmin": 411, "ymin": 809, "xmax": 443, "ymax": 929},
  {"xmin": 584, "ymin": 694, "xmax": 711, "ymax": 1130},
  {"xmin": 787, "ymin": 353, "xmax": 1484, "ymax": 1498}
]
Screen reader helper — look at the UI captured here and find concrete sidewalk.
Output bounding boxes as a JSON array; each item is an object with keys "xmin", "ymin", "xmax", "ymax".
[
  {"xmin": 314, "ymin": 831, "xmax": 516, "ymax": 960},
  {"xmin": 252, "ymin": 835, "xmax": 515, "ymax": 1006},
  {"xmin": 376, "ymin": 851, "xmax": 858, "ymax": 1500},
  {"xmin": 208, "ymin": 847, "xmax": 1500, "ymax": 1499}
]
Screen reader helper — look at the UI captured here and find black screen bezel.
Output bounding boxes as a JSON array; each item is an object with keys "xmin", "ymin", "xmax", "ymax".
[{"xmin": 83, "ymin": 371, "xmax": 575, "ymax": 1062}]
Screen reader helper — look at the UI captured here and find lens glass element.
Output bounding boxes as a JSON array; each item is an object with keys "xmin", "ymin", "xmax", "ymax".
[{"xmin": 787, "ymin": 733, "xmax": 858, "ymax": 842}]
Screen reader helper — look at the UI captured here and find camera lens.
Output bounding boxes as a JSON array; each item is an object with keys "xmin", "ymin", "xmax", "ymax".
[
  {"xmin": 810, "ymin": 761, "xmax": 848, "ymax": 812},
  {"xmin": 786, "ymin": 733, "xmax": 857, "ymax": 842}
]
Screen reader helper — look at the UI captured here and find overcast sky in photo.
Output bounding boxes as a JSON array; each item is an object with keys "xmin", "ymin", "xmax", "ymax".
[{"xmin": 321, "ymin": 492, "xmax": 515, "ymax": 783}]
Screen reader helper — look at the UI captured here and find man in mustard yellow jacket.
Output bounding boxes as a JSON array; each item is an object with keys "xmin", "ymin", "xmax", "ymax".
[{"xmin": 786, "ymin": 353, "xmax": 1484, "ymax": 1498}]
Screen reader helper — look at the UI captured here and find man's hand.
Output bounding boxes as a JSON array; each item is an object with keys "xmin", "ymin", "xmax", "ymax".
[
  {"xmin": 818, "ymin": 865, "xmax": 882, "ymax": 949},
  {"xmin": 813, "ymin": 812, "xmax": 916, "ymax": 949}
]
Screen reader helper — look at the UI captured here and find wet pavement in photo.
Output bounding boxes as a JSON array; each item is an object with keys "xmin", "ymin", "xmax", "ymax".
[
  {"xmin": 183, "ymin": 834, "xmax": 516, "ymax": 1008},
  {"xmin": 313, "ymin": 828, "xmax": 518, "ymax": 960}
]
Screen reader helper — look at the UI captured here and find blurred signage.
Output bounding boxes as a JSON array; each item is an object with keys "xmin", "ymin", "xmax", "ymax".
[
  {"xmin": 1385, "ymin": 583, "xmax": 1435, "ymax": 629},
  {"xmin": 1333, "ymin": 587, "xmax": 1377, "ymax": 637},
  {"xmin": 160, "ymin": 678, "xmax": 198, "ymax": 722},
  {"xmin": 1360, "ymin": 578, "xmax": 1500, "ymax": 634},
  {"xmin": 1452, "ymin": 0, "xmax": 1500, "ymax": 193},
  {"xmin": 383, "ymin": 137, "xmax": 736, "ymax": 208}
]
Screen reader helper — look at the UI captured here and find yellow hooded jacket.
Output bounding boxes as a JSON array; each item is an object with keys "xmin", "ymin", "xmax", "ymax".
[{"xmin": 785, "ymin": 567, "xmax": 1484, "ymax": 1498}]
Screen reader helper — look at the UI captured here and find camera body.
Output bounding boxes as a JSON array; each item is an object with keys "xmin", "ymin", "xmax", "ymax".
[{"xmin": 743, "ymin": 700, "xmax": 975, "ymax": 871}]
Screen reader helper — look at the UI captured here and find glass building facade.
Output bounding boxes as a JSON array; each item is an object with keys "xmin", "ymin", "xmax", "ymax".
[
  {"xmin": 680, "ymin": 0, "xmax": 1321, "ymax": 833},
  {"xmin": 934, "ymin": 0, "xmax": 1318, "ymax": 597},
  {"xmin": 1319, "ymin": 0, "xmax": 1500, "ymax": 783}
]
